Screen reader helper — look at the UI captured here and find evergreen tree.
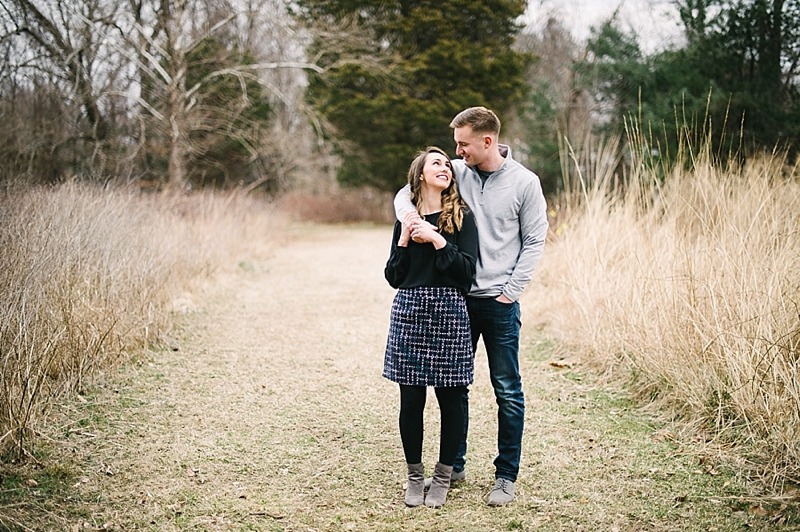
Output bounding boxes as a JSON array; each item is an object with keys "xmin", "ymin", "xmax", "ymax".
[
  {"xmin": 514, "ymin": 19, "xmax": 590, "ymax": 195},
  {"xmin": 576, "ymin": 21, "xmax": 652, "ymax": 138},
  {"xmin": 296, "ymin": 0, "xmax": 529, "ymax": 190},
  {"xmin": 578, "ymin": 0, "xmax": 800, "ymax": 163}
]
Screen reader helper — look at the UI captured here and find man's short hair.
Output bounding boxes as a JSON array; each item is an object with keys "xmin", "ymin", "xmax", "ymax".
[{"xmin": 450, "ymin": 106, "xmax": 501, "ymax": 135}]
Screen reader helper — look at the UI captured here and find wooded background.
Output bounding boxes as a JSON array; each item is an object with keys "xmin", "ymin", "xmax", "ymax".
[{"xmin": 2, "ymin": 0, "xmax": 798, "ymax": 195}]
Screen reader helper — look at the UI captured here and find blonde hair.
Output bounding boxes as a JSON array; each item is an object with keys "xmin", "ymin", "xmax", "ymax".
[
  {"xmin": 449, "ymin": 106, "xmax": 501, "ymax": 135},
  {"xmin": 407, "ymin": 146, "xmax": 465, "ymax": 234}
]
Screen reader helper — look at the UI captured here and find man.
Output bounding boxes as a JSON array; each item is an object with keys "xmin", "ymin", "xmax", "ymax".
[{"xmin": 394, "ymin": 106, "xmax": 548, "ymax": 506}]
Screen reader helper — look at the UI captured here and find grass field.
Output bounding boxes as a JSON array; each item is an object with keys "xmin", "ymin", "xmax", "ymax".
[{"xmin": 1, "ymin": 144, "xmax": 798, "ymax": 528}]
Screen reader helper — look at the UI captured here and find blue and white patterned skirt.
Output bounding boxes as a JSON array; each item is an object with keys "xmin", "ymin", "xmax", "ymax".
[{"xmin": 383, "ymin": 286, "xmax": 474, "ymax": 387}]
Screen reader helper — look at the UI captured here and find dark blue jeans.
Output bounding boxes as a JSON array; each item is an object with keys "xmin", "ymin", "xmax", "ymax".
[{"xmin": 454, "ymin": 296, "xmax": 523, "ymax": 482}]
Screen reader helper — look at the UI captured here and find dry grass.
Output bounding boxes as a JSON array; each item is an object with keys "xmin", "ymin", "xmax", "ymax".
[
  {"xmin": 1, "ymin": 166, "xmax": 799, "ymax": 529},
  {"xmin": 274, "ymin": 187, "xmax": 395, "ymax": 224},
  {"xmin": 7, "ymin": 224, "xmax": 791, "ymax": 531},
  {"xmin": 535, "ymin": 138, "xmax": 800, "ymax": 490},
  {"xmin": 0, "ymin": 182, "xmax": 283, "ymax": 460}
]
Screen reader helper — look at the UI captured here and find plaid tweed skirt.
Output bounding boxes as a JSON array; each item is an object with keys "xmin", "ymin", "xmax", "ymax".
[{"xmin": 383, "ymin": 286, "xmax": 474, "ymax": 387}]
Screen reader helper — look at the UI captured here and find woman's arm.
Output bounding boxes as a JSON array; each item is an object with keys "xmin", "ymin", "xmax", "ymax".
[{"xmin": 384, "ymin": 220, "xmax": 411, "ymax": 287}]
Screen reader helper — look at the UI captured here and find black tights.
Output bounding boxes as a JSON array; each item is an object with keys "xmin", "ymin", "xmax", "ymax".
[{"xmin": 398, "ymin": 385, "xmax": 466, "ymax": 466}]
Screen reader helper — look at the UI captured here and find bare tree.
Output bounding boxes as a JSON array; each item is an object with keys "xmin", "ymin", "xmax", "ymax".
[
  {"xmin": 0, "ymin": 0, "xmax": 127, "ymax": 179},
  {"xmin": 513, "ymin": 16, "xmax": 593, "ymax": 193},
  {"xmin": 7, "ymin": 0, "xmax": 137, "ymax": 140},
  {"xmin": 118, "ymin": 0, "xmax": 324, "ymax": 189},
  {"xmin": 1, "ymin": 0, "xmax": 385, "ymax": 188}
]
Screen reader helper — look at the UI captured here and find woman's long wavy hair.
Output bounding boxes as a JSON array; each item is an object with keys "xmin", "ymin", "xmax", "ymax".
[{"xmin": 407, "ymin": 146, "xmax": 465, "ymax": 234}]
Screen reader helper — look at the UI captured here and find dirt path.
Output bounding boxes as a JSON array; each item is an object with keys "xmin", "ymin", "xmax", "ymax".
[{"xmin": 57, "ymin": 223, "xmax": 782, "ymax": 531}]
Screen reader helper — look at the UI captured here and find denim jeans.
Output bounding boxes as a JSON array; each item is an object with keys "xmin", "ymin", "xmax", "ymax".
[{"xmin": 454, "ymin": 296, "xmax": 523, "ymax": 482}]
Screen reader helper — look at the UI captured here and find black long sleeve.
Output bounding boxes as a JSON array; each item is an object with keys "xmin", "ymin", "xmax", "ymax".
[{"xmin": 384, "ymin": 211, "xmax": 478, "ymax": 295}]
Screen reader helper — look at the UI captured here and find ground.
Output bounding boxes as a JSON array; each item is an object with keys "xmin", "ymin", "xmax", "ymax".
[{"xmin": 15, "ymin": 223, "xmax": 796, "ymax": 531}]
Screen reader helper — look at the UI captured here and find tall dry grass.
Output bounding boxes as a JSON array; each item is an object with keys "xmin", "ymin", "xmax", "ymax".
[
  {"xmin": 536, "ymin": 136, "xmax": 800, "ymax": 489},
  {"xmin": 0, "ymin": 182, "xmax": 282, "ymax": 458}
]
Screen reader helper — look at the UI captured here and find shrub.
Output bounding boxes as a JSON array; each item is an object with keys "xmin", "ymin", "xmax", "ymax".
[{"xmin": 0, "ymin": 183, "xmax": 281, "ymax": 457}]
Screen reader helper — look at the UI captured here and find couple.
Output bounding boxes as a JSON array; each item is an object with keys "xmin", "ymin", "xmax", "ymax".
[{"xmin": 383, "ymin": 106, "xmax": 549, "ymax": 508}]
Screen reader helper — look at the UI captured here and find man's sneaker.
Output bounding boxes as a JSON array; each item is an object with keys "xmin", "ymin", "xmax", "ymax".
[
  {"xmin": 423, "ymin": 468, "xmax": 466, "ymax": 490},
  {"xmin": 487, "ymin": 478, "xmax": 516, "ymax": 506}
]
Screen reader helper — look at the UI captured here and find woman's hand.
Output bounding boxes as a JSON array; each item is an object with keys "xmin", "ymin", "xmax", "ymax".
[{"xmin": 410, "ymin": 219, "xmax": 446, "ymax": 249}]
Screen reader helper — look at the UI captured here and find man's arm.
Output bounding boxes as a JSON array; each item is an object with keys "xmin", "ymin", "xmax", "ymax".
[
  {"xmin": 394, "ymin": 185, "xmax": 416, "ymax": 221},
  {"xmin": 502, "ymin": 179, "xmax": 549, "ymax": 302},
  {"xmin": 395, "ymin": 158, "xmax": 468, "ymax": 221}
]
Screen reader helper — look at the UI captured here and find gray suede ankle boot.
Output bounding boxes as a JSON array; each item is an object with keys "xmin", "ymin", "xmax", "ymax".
[
  {"xmin": 405, "ymin": 463, "xmax": 425, "ymax": 507},
  {"xmin": 424, "ymin": 462, "xmax": 453, "ymax": 508}
]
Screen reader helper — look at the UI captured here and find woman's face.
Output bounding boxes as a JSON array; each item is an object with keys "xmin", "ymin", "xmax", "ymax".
[{"xmin": 420, "ymin": 152, "xmax": 453, "ymax": 191}]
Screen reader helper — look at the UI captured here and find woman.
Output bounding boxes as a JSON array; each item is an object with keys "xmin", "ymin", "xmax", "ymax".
[{"xmin": 383, "ymin": 146, "xmax": 478, "ymax": 508}]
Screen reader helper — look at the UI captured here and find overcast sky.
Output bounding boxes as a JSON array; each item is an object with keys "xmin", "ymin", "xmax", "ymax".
[{"xmin": 523, "ymin": 0, "xmax": 685, "ymax": 53}]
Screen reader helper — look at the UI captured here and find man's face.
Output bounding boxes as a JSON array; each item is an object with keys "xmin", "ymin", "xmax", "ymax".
[{"xmin": 453, "ymin": 125, "xmax": 488, "ymax": 168}]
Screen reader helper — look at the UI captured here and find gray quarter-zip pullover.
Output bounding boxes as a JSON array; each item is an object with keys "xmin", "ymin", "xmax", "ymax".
[{"xmin": 394, "ymin": 145, "xmax": 548, "ymax": 301}]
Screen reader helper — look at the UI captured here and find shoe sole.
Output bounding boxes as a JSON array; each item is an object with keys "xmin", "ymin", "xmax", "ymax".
[{"xmin": 487, "ymin": 498, "xmax": 515, "ymax": 506}]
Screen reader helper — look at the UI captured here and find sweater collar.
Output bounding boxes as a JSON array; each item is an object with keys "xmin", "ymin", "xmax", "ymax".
[
  {"xmin": 497, "ymin": 144, "xmax": 512, "ymax": 171},
  {"xmin": 475, "ymin": 144, "xmax": 512, "ymax": 174}
]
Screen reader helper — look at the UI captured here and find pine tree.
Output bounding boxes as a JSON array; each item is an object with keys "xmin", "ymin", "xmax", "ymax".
[{"xmin": 297, "ymin": 0, "xmax": 529, "ymax": 190}]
